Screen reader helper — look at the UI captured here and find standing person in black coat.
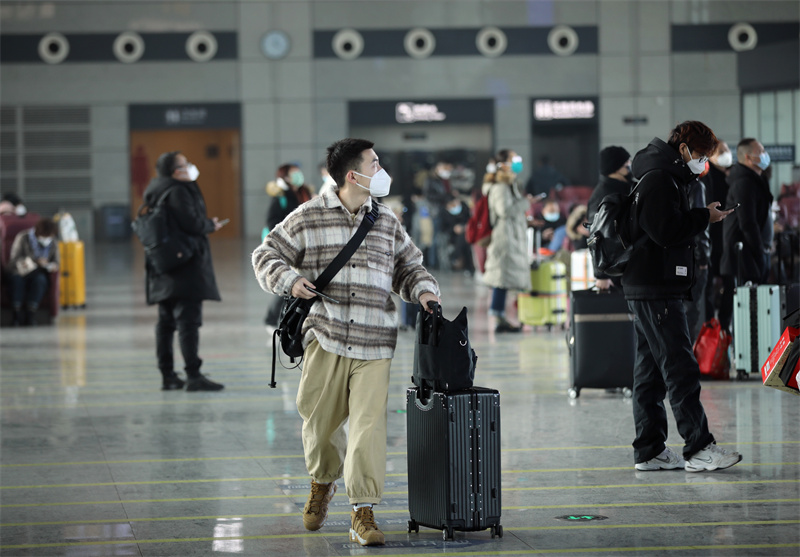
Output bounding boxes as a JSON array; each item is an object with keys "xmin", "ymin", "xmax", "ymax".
[
  {"xmin": 717, "ymin": 138, "xmax": 773, "ymax": 332},
  {"xmin": 143, "ymin": 151, "xmax": 225, "ymax": 391},
  {"xmin": 624, "ymin": 121, "xmax": 741, "ymax": 473},
  {"xmin": 703, "ymin": 141, "xmax": 733, "ymax": 322},
  {"xmin": 587, "ymin": 146, "xmax": 632, "ymax": 290}
]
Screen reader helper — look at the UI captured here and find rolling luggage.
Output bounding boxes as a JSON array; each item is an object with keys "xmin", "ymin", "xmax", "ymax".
[
  {"xmin": 58, "ymin": 241, "xmax": 86, "ymax": 308},
  {"xmin": 518, "ymin": 229, "xmax": 568, "ymax": 329},
  {"xmin": 566, "ymin": 289, "xmax": 634, "ymax": 398},
  {"xmin": 406, "ymin": 386, "xmax": 503, "ymax": 540},
  {"xmin": 732, "ymin": 284, "xmax": 784, "ymax": 379}
]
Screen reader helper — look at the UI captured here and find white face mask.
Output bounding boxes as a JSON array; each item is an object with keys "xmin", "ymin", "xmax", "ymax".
[
  {"xmin": 37, "ymin": 236, "xmax": 53, "ymax": 246},
  {"xmin": 716, "ymin": 151, "xmax": 733, "ymax": 168},
  {"xmin": 438, "ymin": 169, "xmax": 452, "ymax": 180},
  {"xmin": 687, "ymin": 157, "xmax": 706, "ymax": 174},
  {"xmin": 486, "ymin": 163, "xmax": 497, "ymax": 174},
  {"xmin": 683, "ymin": 145, "xmax": 707, "ymax": 175},
  {"xmin": 353, "ymin": 168, "xmax": 392, "ymax": 197},
  {"xmin": 187, "ymin": 163, "xmax": 200, "ymax": 181}
]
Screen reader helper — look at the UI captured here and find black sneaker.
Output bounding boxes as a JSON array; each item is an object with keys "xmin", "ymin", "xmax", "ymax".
[
  {"xmin": 495, "ymin": 319, "xmax": 522, "ymax": 333},
  {"xmin": 161, "ymin": 373, "xmax": 186, "ymax": 391},
  {"xmin": 186, "ymin": 374, "xmax": 224, "ymax": 392}
]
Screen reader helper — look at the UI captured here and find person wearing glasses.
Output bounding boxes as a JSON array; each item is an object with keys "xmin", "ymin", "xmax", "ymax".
[{"xmin": 622, "ymin": 121, "xmax": 741, "ymax": 473}]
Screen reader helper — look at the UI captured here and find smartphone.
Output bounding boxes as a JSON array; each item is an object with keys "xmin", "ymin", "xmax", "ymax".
[
  {"xmin": 305, "ymin": 286, "xmax": 341, "ymax": 304},
  {"xmin": 721, "ymin": 203, "xmax": 740, "ymax": 211},
  {"xmin": 218, "ymin": 218, "xmax": 230, "ymax": 226}
]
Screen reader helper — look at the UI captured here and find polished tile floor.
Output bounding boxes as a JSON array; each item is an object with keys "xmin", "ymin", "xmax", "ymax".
[{"xmin": 1, "ymin": 239, "xmax": 798, "ymax": 557}]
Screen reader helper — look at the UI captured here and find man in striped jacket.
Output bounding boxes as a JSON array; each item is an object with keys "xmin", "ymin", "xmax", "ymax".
[{"xmin": 252, "ymin": 138, "xmax": 440, "ymax": 546}]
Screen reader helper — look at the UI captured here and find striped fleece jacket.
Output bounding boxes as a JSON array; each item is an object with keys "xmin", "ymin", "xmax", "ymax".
[{"xmin": 252, "ymin": 189, "xmax": 439, "ymax": 361}]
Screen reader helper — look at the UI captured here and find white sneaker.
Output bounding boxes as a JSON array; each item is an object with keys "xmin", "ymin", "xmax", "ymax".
[
  {"xmin": 635, "ymin": 446, "xmax": 686, "ymax": 471},
  {"xmin": 685, "ymin": 443, "xmax": 742, "ymax": 472}
]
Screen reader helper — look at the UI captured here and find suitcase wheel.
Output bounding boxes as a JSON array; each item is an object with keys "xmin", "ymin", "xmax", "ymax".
[
  {"xmin": 407, "ymin": 520, "xmax": 419, "ymax": 534},
  {"xmin": 568, "ymin": 388, "xmax": 580, "ymax": 399},
  {"xmin": 491, "ymin": 524, "xmax": 504, "ymax": 538},
  {"xmin": 442, "ymin": 527, "xmax": 454, "ymax": 541}
]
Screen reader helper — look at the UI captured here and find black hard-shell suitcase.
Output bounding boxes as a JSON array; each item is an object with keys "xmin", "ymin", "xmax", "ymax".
[
  {"xmin": 406, "ymin": 387, "xmax": 503, "ymax": 540},
  {"xmin": 567, "ymin": 289, "xmax": 635, "ymax": 399}
]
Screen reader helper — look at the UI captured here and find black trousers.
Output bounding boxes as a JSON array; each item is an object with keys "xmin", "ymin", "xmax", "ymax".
[
  {"xmin": 156, "ymin": 298, "xmax": 203, "ymax": 378},
  {"xmin": 627, "ymin": 299, "xmax": 715, "ymax": 463}
]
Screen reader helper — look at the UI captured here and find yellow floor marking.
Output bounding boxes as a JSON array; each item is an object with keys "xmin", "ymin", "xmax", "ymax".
[
  {"xmin": 2, "ymin": 495, "xmax": 798, "ymax": 510},
  {"xmin": 2, "ymin": 472, "xmax": 797, "ymax": 491},
  {"xmin": 3, "ymin": 441, "xmax": 796, "ymax": 468}
]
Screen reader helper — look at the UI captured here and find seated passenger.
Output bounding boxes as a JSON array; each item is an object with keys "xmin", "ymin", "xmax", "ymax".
[{"xmin": 5, "ymin": 218, "xmax": 59, "ymax": 326}]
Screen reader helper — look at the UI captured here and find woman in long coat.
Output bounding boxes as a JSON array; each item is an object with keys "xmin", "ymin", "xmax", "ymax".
[{"xmin": 482, "ymin": 149, "xmax": 532, "ymax": 332}]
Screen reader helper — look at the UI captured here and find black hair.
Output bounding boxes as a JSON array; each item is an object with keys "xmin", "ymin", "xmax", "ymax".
[
  {"xmin": 155, "ymin": 151, "xmax": 182, "ymax": 177},
  {"xmin": 326, "ymin": 138, "xmax": 375, "ymax": 187},
  {"xmin": 2, "ymin": 192, "xmax": 22, "ymax": 206},
  {"xmin": 34, "ymin": 217, "xmax": 57, "ymax": 238},
  {"xmin": 666, "ymin": 121, "xmax": 718, "ymax": 158},
  {"xmin": 496, "ymin": 149, "xmax": 512, "ymax": 164}
]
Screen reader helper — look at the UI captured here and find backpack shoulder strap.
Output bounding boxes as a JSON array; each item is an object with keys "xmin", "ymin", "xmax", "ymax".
[{"xmin": 314, "ymin": 204, "xmax": 381, "ymax": 290}]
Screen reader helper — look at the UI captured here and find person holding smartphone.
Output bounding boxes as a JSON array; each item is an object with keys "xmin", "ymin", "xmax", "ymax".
[
  {"xmin": 143, "ymin": 151, "xmax": 225, "ymax": 392},
  {"xmin": 622, "ymin": 121, "xmax": 740, "ymax": 474}
]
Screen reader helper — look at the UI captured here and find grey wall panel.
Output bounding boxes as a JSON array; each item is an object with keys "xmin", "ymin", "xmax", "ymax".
[
  {"xmin": 272, "ymin": 62, "xmax": 314, "ymax": 100},
  {"xmin": 671, "ymin": 52, "xmax": 738, "ymax": 93},
  {"xmin": 242, "ymin": 102, "xmax": 278, "ymax": 148},
  {"xmin": 599, "ymin": 56, "xmax": 634, "ymax": 95},
  {"xmin": 0, "ymin": 2, "xmax": 237, "ymax": 33},
  {"xmin": 599, "ymin": 0, "xmax": 636, "ymax": 55},
  {"xmin": 314, "ymin": 100, "xmax": 348, "ymax": 146},
  {"xmin": 0, "ymin": 63, "xmax": 239, "ymax": 103},
  {"xmin": 638, "ymin": 1, "xmax": 669, "ymax": 53},
  {"xmin": 276, "ymin": 101, "xmax": 314, "ymax": 146},
  {"xmin": 638, "ymin": 55, "xmax": 671, "ymax": 95},
  {"xmin": 670, "ymin": 0, "xmax": 799, "ymax": 24},
  {"xmin": 92, "ymin": 152, "xmax": 129, "ymax": 206}
]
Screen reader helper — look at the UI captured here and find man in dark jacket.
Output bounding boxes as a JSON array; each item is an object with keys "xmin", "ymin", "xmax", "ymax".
[
  {"xmin": 623, "ymin": 121, "xmax": 740, "ymax": 473},
  {"xmin": 587, "ymin": 145, "xmax": 632, "ymax": 290},
  {"xmin": 143, "ymin": 151, "xmax": 224, "ymax": 391},
  {"xmin": 717, "ymin": 138, "xmax": 773, "ymax": 332}
]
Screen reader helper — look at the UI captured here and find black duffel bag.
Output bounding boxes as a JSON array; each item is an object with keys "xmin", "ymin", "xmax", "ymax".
[
  {"xmin": 131, "ymin": 187, "xmax": 195, "ymax": 275},
  {"xmin": 413, "ymin": 301, "xmax": 477, "ymax": 393}
]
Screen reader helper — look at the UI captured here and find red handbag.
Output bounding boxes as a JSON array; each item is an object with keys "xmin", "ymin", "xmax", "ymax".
[{"xmin": 693, "ymin": 318, "xmax": 732, "ymax": 380}]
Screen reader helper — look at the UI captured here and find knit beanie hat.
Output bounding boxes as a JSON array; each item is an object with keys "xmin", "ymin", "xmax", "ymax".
[{"xmin": 599, "ymin": 146, "xmax": 630, "ymax": 176}]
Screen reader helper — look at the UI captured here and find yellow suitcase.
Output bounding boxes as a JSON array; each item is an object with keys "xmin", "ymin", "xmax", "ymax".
[{"xmin": 59, "ymin": 241, "xmax": 86, "ymax": 308}]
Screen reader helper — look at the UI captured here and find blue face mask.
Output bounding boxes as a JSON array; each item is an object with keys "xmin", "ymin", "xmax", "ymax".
[
  {"xmin": 511, "ymin": 159, "xmax": 523, "ymax": 174},
  {"xmin": 448, "ymin": 204, "xmax": 462, "ymax": 216},
  {"xmin": 756, "ymin": 151, "xmax": 770, "ymax": 170}
]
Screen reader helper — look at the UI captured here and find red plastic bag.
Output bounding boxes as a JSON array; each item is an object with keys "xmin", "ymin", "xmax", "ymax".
[{"xmin": 693, "ymin": 319, "xmax": 732, "ymax": 380}]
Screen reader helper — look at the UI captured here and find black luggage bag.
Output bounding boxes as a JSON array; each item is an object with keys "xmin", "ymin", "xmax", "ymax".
[
  {"xmin": 406, "ymin": 387, "xmax": 503, "ymax": 540},
  {"xmin": 567, "ymin": 289, "xmax": 635, "ymax": 399}
]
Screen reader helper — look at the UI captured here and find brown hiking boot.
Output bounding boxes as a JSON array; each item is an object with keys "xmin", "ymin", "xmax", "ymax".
[
  {"xmin": 349, "ymin": 506, "xmax": 385, "ymax": 546},
  {"xmin": 302, "ymin": 481, "xmax": 336, "ymax": 531}
]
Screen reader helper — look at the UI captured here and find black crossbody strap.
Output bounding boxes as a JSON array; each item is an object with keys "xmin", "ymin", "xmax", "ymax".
[{"xmin": 314, "ymin": 204, "xmax": 381, "ymax": 290}]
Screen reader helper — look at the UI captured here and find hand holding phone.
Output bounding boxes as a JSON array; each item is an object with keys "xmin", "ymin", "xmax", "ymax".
[
  {"xmin": 720, "ymin": 203, "xmax": 740, "ymax": 212},
  {"xmin": 305, "ymin": 285, "xmax": 341, "ymax": 304},
  {"xmin": 218, "ymin": 218, "xmax": 230, "ymax": 226}
]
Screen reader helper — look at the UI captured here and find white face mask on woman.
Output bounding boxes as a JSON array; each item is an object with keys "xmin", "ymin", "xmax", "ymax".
[
  {"xmin": 715, "ymin": 151, "xmax": 733, "ymax": 168},
  {"xmin": 187, "ymin": 163, "xmax": 200, "ymax": 181},
  {"xmin": 353, "ymin": 169, "xmax": 392, "ymax": 197}
]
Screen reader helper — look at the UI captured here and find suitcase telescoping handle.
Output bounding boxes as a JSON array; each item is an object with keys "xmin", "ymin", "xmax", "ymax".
[{"xmin": 426, "ymin": 301, "xmax": 441, "ymax": 346}]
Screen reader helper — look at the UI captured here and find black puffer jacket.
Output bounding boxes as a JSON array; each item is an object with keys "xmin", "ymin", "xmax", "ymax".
[
  {"xmin": 622, "ymin": 138, "xmax": 710, "ymax": 300},
  {"xmin": 143, "ymin": 176, "xmax": 221, "ymax": 304},
  {"xmin": 719, "ymin": 163, "xmax": 772, "ymax": 282}
]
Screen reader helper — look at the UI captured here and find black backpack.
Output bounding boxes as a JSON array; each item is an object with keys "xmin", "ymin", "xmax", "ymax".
[
  {"xmin": 132, "ymin": 187, "xmax": 195, "ymax": 275},
  {"xmin": 586, "ymin": 180, "xmax": 644, "ymax": 277}
]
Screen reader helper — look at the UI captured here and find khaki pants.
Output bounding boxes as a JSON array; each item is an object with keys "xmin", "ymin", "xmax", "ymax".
[{"xmin": 297, "ymin": 339, "xmax": 391, "ymax": 504}]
